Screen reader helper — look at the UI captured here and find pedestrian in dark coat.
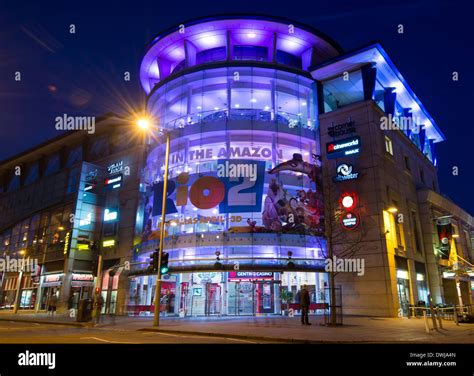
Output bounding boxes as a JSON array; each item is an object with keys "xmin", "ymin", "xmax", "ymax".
[{"xmin": 299, "ymin": 285, "xmax": 311, "ymax": 325}]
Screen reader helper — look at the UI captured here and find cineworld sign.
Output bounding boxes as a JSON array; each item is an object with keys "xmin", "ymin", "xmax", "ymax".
[{"xmin": 326, "ymin": 136, "xmax": 360, "ymax": 159}]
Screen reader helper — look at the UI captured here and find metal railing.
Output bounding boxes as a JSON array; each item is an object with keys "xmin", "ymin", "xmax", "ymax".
[
  {"xmin": 163, "ymin": 108, "xmax": 314, "ymax": 131},
  {"xmin": 409, "ymin": 304, "xmax": 473, "ymax": 322}
]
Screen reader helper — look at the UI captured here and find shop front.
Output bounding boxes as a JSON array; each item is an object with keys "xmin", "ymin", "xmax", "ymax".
[
  {"xmin": 18, "ymin": 274, "xmax": 37, "ymax": 309},
  {"xmin": 69, "ymin": 273, "xmax": 94, "ymax": 309},
  {"xmin": 38, "ymin": 273, "xmax": 63, "ymax": 311},
  {"xmin": 128, "ymin": 271, "xmax": 327, "ymax": 317},
  {"xmin": 0, "ymin": 274, "xmax": 20, "ymax": 310}
]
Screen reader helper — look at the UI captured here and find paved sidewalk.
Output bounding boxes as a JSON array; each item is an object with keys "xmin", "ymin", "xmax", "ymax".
[{"xmin": 0, "ymin": 311, "xmax": 472, "ymax": 343}]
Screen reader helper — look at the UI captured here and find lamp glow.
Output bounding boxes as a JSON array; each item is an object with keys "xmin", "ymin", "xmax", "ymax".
[{"xmin": 136, "ymin": 117, "xmax": 151, "ymax": 130}]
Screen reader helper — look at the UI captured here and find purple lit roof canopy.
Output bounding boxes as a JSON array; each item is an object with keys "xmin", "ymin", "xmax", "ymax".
[{"xmin": 140, "ymin": 15, "xmax": 342, "ymax": 93}]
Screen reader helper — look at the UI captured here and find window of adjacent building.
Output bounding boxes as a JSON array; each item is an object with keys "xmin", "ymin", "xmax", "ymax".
[
  {"xmin": 322, "ymin": 69, "xmax": 364, "ymax": 112},
  {"xmin": 24, "ymin": 163, "xmax": 39, "ymax": 186},
  {"xmin": 88, "ymin": 137, "xmax": 109, "ymax": 160},
  {"xmin": 44, "ymin": 154, "xmax": 60, "ymax": 177},
  {"xmin": 393, "ymin": 201, "xmax": 405, "ymax": 249},
  {"xmin": 385, "ymin": 136, "xmax": 393, "ymax": 155},
  {"xmin": 7, "ymin": 173, "xmax": 20, "ymax": 192},
  {"xmin": 419, "ymin": 169, "xmax": 425, "ymax": 184},
  {"xmin": 404, "ymin": 156, "xmax": 410, "ymax": 171},
  {"xmin": 65, "ymin": 145, "xmax": 83, "ymax": 167},
  {"xmin": 411, "ymin": 211, "xmax": 422, "ymax": 253},
  {"xmin": 374, "ymin": 79, "xmax": 385, "ymax": 112}
]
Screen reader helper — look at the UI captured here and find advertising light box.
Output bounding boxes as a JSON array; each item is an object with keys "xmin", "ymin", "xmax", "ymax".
[
  {"xmin": 326, "ymin": 136, "xmax": 360, "ymax": 159},
  {"xmin": 143, "ymin": 152, "xmax": 325, "ymax": 240}
]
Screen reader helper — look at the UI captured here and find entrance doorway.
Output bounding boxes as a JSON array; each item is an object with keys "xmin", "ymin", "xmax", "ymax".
[
  {"xmin": 397, "ymin": 278, "xmax": 410, "ymax": 316},
  {"xmin": 228, "ymin": 281, "xmax": 278, "ymax": 315},
  {"xmin": 205, "ymin": 283, "xmax": 221, "ymax": 315}
]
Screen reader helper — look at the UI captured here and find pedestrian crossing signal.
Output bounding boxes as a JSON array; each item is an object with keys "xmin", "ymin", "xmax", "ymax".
[{"xmin": 160, "ymin": 252, "xmax": 169, "ymax": 274}]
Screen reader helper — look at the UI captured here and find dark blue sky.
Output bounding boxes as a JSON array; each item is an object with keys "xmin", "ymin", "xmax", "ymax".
[{"xmin": 1, "ymin": 0, "xmax": 473, "ymax": 213}]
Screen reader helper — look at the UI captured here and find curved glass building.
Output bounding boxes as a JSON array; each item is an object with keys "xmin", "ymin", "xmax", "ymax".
[{"xmin": 130, "ymin": 15, "xmax": 341, "ymax": 316}]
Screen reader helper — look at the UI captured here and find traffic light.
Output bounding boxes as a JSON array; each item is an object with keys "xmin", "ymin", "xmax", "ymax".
[
  {"xmin": 149, "ymin": 250, "xmax": 158, "ymax": 273},
  {"xmin": 160, "ymin": 252, "xmax": 169, "ymax": 274},
  {"xmin": 287, "ymin": 251, "xmax": 295, "ymax": 269}
]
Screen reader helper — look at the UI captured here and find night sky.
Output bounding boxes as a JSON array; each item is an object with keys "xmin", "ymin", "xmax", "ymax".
[{"xmin": 1, "ymin": 0, "xmax": 473, "ymax": 214}]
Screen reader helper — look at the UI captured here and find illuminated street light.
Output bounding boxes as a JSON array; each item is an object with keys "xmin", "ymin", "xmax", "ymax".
[{"xmin": 136, "ymin": 116, "xmax": 152, "ymax": 130}]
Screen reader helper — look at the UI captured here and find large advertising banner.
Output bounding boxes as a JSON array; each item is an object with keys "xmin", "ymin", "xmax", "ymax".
[
  {"xmin": 142, "ymin": 153, "xmax": 324, "ymax": 241},
  {"xmin": 436, "ymin": 219, "xmax": 453, "ymax": 260}
]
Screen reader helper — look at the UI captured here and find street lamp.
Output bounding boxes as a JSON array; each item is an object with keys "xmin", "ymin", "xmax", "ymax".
[
  {"xmin": 136, "ymin": 117, "xmax": 152, "ymax": 131},
  {"xmin": 134, "ymin": 114, "xmax": 170, "ymax": 327}
]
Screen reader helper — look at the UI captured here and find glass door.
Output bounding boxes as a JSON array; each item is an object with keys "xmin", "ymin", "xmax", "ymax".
[
  {"xmin": 237, "ymin": 282, "xmax": 255, "ymax": 315},
  {"xmin": 397, "ymin": 278, "xmax": 410, "ymax": 316},
  {"xmin": 256, "ymin": 282, "xmax": 274, "ymax": 314},
  {"xmin": 205, "ymin": 283, "xmax": 221, "ymax": 315}
]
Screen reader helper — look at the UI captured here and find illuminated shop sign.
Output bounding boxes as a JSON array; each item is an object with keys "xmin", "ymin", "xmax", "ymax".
[
  {"xmin": 44, "ymin": 274, "xmax": 63, "ymax": 284},
  {"xmin": 228, "ymin": 271, "xmax": 274, "ymax": 281},
  {"xmin": 63, "ymin": 232, "xmax": 70, "ymax": 255},
  {"xmin": 341, "ymin": 211, "xmax": 360, "ymax": 230},
  {"xmin": 326, "ymin": 136, "xmax": 360, "ymax": 159},
  {"xmin": 170, "ymin": 146, "xmax": 283, "ymax": 165},
  {"xmin": 79, "ymin": 213, "xmax": 92, "ymax": 227},
  {"xmin": 333, "ymin": 163, "xmax": 359, "ymax": 182},
  {"xmin": 105, "ymin": 174, "xmax": 122, "ymax": 190},
  {"xmin": 104, "ymin": 208, "xmax": 118, "ymax": 222},
  {"xmin": 328, "ymin": 120, "xmax": 356, "ymax": 137},
  {"xmin": 102, "ymin": 239, "xmax": 115, "ymax": 247},
  {"xmin": 85, "ymin": 169, "xmax": 98, "ymax": 192},
  {"xmin": 107, "ymin": 160, "xmax": 123, "ymax": 175},
  {"xmin": 72, "ymin": 273, "xmax": 94, "ymax": 282}
]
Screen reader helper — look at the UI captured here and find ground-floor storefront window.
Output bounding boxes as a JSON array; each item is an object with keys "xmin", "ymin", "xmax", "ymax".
[{"xmin": 128, "ymin": 271, "xmax": 328, "ymax": 317}]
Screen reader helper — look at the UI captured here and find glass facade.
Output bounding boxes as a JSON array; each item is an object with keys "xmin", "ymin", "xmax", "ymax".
[{"xmin": 135, "ymin": 64, "xmax": 327, "ymax": 316}]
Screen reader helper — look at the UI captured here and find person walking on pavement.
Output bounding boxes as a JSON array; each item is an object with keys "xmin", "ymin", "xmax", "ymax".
[
  {"xmin": 48, "ymin": 293, "xmax": 58, "ymax": 316},
  {"xmin": 299, "ymin": 284, "xmax": 311, "ymax": 325},
  {"xmin": 94, "ymin": 294, "xmax": 104, "ymax": 324}
]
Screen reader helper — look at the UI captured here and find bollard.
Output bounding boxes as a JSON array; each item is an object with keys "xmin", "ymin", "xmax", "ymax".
[
  {"xmin": 453, "ymin": 305, "xmax": 459, "ymax": 326},
  {"xmin": 436, "ymin": 308, "xmax": 443, "ymax": 329},
  {"xmin": 423, "ymin": 311, "xmax": 430, "ymax": 333}
]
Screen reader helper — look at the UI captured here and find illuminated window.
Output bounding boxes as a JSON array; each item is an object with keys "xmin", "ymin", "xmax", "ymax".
[{"xmin": 385, "ymin": 136, "xmax": 393, "ymax": 155}]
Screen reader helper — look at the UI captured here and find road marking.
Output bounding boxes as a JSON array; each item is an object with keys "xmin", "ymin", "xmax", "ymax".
[
  {"xmin": 0, "ymin": 326, "xmax": 49, "ymax": 331},
  {"xmin": 141, "ymin": 331, "xmax": 257, "ymax": 343},
  {"xmin": 80, "ymin": 336, "xmax": 139, "ymax": 344},
  {"xmin": 224, "ymin": 337, "xmax": 258, "ymax": 344}
]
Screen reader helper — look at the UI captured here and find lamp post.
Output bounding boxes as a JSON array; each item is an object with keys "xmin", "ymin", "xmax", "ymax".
[
  {"xmin": 135, "ymin": 115, "xmax": 170, "ymax": 327},
  {"xmin": 153, "ymin": 131, "xmax": 170, "ymax": 327}
]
